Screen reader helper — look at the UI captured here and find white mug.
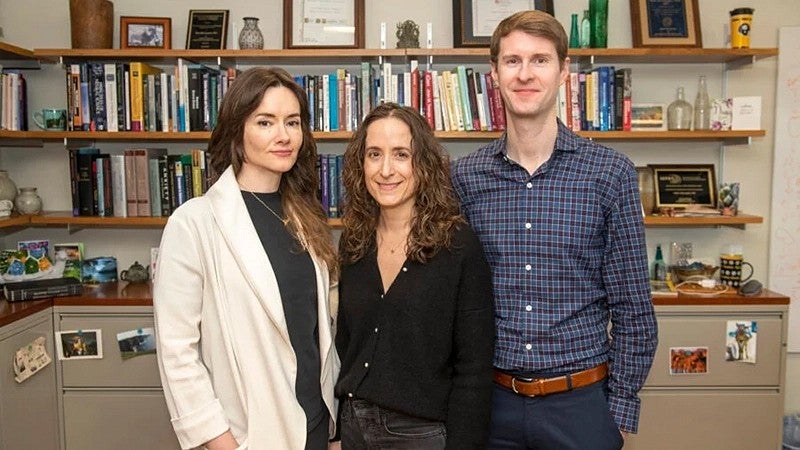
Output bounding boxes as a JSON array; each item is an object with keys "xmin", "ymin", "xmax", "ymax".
[{"xmin": 0, "ymin": 199, "xmax": 13, "ymax": 217}]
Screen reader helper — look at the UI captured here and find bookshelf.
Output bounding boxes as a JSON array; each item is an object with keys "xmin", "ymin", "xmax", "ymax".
[{"xmin": 0, "ymin": 45, "xmax": 778, "ymax": 231}]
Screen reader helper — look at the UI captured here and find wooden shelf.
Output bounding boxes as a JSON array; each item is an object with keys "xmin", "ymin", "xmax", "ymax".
[
  {"xmin": 0, "ymin": 213, "xmax": 33, "ymax": 229},
  {"xmin": 29, "ymin": 211, "xmax": 167, "ymax": 227},
  {"xmin": 0, "ymin": 41, "xmax": 41, "ymax": 68},
  {"xmin": 644, "ymin": 213, "xmax": 762, "ymax": 228}
]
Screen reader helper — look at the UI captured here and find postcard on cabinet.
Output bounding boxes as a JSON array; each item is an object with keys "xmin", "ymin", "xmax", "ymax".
[
  {"xmin": 14, "ymin": 336, "xmax": 52, "ymax": 383},
  {"xmin": 117, "ymin": 328, "xmax": 157, "ymax": 360},
  {"xmin": 725, "ymin": 320, "xmax": 757, "ymax": 364},
  {"xmin": 56, "ymin": 329, "xmax": 103, "ymax": 360},
  {"xmin": 669, "ymin": 346, "xmax": 708, "ymax": 375}
]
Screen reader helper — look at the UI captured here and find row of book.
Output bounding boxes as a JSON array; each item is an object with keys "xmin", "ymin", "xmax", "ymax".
[
  {"xmin": 0, "ymin": 68, "xmax": 28, "ymax": 131},
  {"xmin": 68, "ymin": 147, "xmax": 210, "ymax": 217},
  {"xmin": 64, "ymin": 60, "xmax": 239, "ymax": 133},
  {"xmin": 319, "ymin": 154, "xmax": 344, "ymax": 219},
  {"xmin": 557, "ymin": 66, "xmax": 633, "ymax": 132}
]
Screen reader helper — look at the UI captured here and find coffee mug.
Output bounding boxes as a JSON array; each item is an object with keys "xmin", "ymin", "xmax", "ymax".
[
  {"xmin": 33, "ymin": 108, "xmax": 67, "ymax": 131},
  {"xmin": 0, "ymin": 199, "xmax": 13, "ymax": 217},
  {"xmin": 719, "ymin": 254, "xmax": 754, "ymax": 288}
]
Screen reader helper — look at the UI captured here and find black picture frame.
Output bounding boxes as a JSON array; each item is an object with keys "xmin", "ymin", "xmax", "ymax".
[
  {"xmin": 453, "ymin": 0, "xmax": 555, "ymax": 47},
  {"xmin": 186, "ymin": 9, "xmax": 229, "ymax": 50},
  {"xmin": 650, "ymin": 164, "xmax": 717, "ymax": 209}
]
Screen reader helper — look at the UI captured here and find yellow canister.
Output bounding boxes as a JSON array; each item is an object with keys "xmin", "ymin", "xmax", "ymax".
[{"xmin": 730, "ymin": 8, "xmax": 754, "ymax": 49}]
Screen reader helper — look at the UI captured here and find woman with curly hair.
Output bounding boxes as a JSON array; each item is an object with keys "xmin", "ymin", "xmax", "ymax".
[
  {"xmin": 154, "ymin": 67, "xmax": 339, "ymax": 450},
  {"xmin": 334, "ymin": 103, "xmax": 494, "ymax": 449}
]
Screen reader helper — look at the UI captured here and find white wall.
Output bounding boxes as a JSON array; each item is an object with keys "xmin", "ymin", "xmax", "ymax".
[{"xmin": 1, "ymin": 0, "xmax": 798, "ymax": 413}]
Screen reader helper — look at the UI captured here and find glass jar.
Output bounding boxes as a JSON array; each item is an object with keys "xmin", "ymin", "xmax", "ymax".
[
  {"xmin": 667, "ymin": 87, "xmax": 693, "ymax": 130},
  {"xmin": 15, "ymin": 187, "xmax": 43, "ymax": 215},
  {"xmin": 0, "ymin": 170, "xmax": 18, "ymax": 203},
  {"xmin": 694, "ymin": 75, "xmax": 711, "ymax": 130},
  {"xmin": 238, "ymin": 17, "xmax": 264, "ymax": 50}
]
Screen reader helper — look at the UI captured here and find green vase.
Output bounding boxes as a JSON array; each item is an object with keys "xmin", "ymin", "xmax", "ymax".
[
  {"xmin": 569, "ymin": 13, "xmax": 580, "ymax": 48},
  {"xmin": 590, "ymin": 0, "xmax": 608, "ymax": 48}
]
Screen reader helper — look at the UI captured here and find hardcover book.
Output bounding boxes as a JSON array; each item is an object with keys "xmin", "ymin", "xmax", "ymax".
[{"xmin": 3, "ymin": 277, "xmax": 82, "ymax": 302}]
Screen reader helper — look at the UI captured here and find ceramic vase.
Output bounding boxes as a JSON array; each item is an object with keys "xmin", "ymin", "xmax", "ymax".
[
  {"xmin": 15, "ymin": 187, "xmax": 42, "ymax": 215},
  {"xmin": 0, "ymin": 170, "xmax": 18, "ymax": 203},
  {"xmin": 239, "ymin": 17, "xmax": 264, "ymax": 49}
]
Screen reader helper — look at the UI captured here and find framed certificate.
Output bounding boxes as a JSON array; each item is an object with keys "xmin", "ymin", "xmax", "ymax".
[
  {"xmin": 453, "ymin": 0, "xmax": 555, "ymax": 47},
  {"xmin": 186, "ymin": 9, "xmax": 229, "ymax": 50},
  {"xmin": 650, "ymin": 164, "xmax": 716, "ymax": 209},
  {"xmin": 629, "ymin": 0, "xmax": 702, "ymax": 48},
  {"xmin": 283, "ymin": 0, "xmax": 365, "ymax": 49}
]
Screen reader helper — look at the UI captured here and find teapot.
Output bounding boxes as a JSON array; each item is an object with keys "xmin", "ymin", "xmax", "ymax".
[{"xmin": 120, "ymin": 261, "xmax": 149, "ymax": 284}]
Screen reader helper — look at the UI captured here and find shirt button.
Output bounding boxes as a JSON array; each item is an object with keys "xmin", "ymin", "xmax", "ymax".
[
  {"xmin": 526, "ymin": 182, "xmax": 533, "ymax": 189},
  {"xmin": 348, "ymin": 393, "xmax": 353, "ymax": 398},
  {"xmin": 525, "ymin": 343, "xmax": 532, "ymax": 350},
  {"xmin": 402, "ymin": 267, "xmax": 407, "ymax": 272},
  {"xmin": 525, "ymin": 264, "xmax": 532, "ymax": 271},
  {"xmin": 364, "ymin": 362, "xmax": 369, "ymax": 368},
  {"xmin": 525, "ymin": 222, "xmax": 532, "ymax": 229},
  {"xmin": 380, "ymin": 294, "xmax": 384, "ymax": 299},
  {"xmin": 374, "ymin": 327, "xmax": 379, "ymax": 333},
  {"xmin": 525, "ymin": 305, "xmax": 532, "ymax": 312}
]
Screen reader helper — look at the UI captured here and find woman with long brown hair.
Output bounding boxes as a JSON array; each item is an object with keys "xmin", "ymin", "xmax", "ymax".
[
  {"xmin": 335, "ymin": 103, "xmax": 494, "ymax": 449},
  {"xmin": 154, "ymin": 67, "xmax": 338, "ymax": 450}
]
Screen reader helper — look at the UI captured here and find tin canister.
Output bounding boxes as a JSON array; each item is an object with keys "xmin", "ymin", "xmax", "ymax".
[{"xmin": 730, "ymin": 8, "xmax": 754, "ymax": 49}]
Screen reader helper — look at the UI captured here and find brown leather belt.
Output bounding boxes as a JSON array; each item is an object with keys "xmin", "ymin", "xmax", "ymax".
[{"xmin": 493, "ymin": 362, "xmax": 608, "ymax": 397}]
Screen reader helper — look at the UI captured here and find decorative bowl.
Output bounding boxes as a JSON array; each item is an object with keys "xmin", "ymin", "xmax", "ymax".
[{"xmin": 673, "ymin": 265, "xmax": 719, "ymax": 282}]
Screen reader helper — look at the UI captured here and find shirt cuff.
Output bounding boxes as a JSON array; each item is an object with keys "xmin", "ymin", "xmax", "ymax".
[{"xmin": 608, "ymin": 393, "xmax": 641, "ymax": 434}]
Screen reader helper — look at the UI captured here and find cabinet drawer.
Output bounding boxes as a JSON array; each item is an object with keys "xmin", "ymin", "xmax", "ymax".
[
  {"xmin": 646, "ymin": 313, "xmax": 782, "ymax": 387},
  {"xmin": 59, "ymin": 314, "xmax": 161, "ymax": 387},
  {"xmin": 626, "ymin": 390, "xmax": 782, "ymax": 450},
  {"xmin": 63, "ymin": 390, "xmax": 179, "ymax": 450}
]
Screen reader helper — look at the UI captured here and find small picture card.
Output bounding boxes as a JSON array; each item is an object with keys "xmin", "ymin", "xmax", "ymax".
[
  {"xmin": 56, "ymin": 329, "xmax": 103, "ymax": 360},
  {"xmin": 54, "ymin": 243, "xmax": 84, "ymax": 281},
  {"xmin": 731, "ymin": 96, "xmax": 762, "ymax": 130},
  {"xmin": 725, "ymin": 320, "xmax": 757, "ymax": 364},
  {"xmin": 669, "ymin": 346, "xmax": 708, "ymax": 375},
  {"xmin": 631, "ymin": 103, "xmax": 666, "ymax": 131},
  {"xmin": 117, "ymin": 328, "xmax": 157, "ymax": 360},
  {"xmin": 18, "ymin": 239, "xmax": 50, "ymax": 259},
  {"xmin": 710, "ymin": 98, "xmax": 732, "ymax": 131},
  {"xmin": 14, "ymin": 336, "xmax": 52, "ymax": 383}
]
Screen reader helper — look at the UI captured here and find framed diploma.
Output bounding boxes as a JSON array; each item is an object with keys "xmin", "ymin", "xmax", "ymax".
[
  {"xmin": 453, "ymin": 0, "xmax": 555, "ymax": 47},
  {"xmin": 186, "ymin": 10, "xmax": 229, "ymax": 49},
  {"xmin": 650, "ymin": 164, "xmax": 717, "ymax": 209},
  {"xmin": 630, "ymin": 0, "xmax": 702, "ymax": 48},
  {"xmin": 283, "ymin": 0, "xmax": 365, "ymax": 49}
]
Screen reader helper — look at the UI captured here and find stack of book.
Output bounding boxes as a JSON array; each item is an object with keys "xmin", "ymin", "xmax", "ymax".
[{"xmin": 3, "ymin": 277, "xmax": 82, "ymax": 302}]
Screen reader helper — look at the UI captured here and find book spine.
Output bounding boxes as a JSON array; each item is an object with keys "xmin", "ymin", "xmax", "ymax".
[
  {"xmin": 103, "ymin": 63, "xmax": 118, "ymax": 132},
  {"xmin": 7, "ymin": 283, "xmax": 82, "ymax": 302},
  {"xmin": 110, "ymin": 154, "xmax": 127, "ymax": 217},
  {"xmin": 129, "ymin": 63, "xmax": 144, "ymax": 131},
  {"xmin": 124, "ymin": 149, "xmax": 138, "ymax": 217},
  {"xmin": 90, "ymin": 62, "xmax": 106, "ymax": 131}
]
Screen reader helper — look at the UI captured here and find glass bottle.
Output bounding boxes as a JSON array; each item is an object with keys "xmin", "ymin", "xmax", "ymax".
[
  {"xmin": 569, "ymin": 13, "xmax": 580, "ymax": 48},
  {"xmin": 693, "ymin": 75, "xmax": 711, "ymax": 130},
  {"xmin": 589, "ymin": 0, "xmax": 609, "ymax": 48},
  {"xmin": 238, "ymin": 17, "xmax": 264, "ymax": 50},
  {"xmin": 653, "ymin": 244, "xmax": 667, "ymax": 281},
  {"xmin": 667, "ymin": 87, "xmax": 693, "ymax": 130},
  {"xmin": 580, "ymin": 10, "xmax": 591, "ymax": 48}
]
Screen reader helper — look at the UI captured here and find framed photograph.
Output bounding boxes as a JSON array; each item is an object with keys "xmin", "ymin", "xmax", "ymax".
[
  {"xmin": 629, "ymin": 0, "xmax": 702, "ymax": 48},
  {"xmin": 453, "ymin": 0, "xmax": 555, "ymax": 47},
  {"xmin": 631, "ymin": 103, "xmax": 666, "ymax": 131},
  {"xmin": 186, "ymin": 9, "xmax": 229, "ymax": 50},
  {"xmin": 284, "ymin": 0, "xmax": 365, "ymax": 49},
  {"xmin": 56, "ymin": 329, "xmax": 103, "ymax": 360},
  {"xmin": 650, "ymin": 164, "xmax": 717, "ymax": 209},
  {"xmin": 120, "ymin": 16, "xmax": 172, "ymax": 49}
]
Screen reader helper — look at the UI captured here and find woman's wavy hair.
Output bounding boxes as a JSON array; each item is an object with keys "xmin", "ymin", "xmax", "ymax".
[
  {"xmin": 207, "ymin": 67, "xmax": 337, "ymax": 279},
  {"xmin": 340, "ymin": 103, "xmax": 464, "ymax": 265}
]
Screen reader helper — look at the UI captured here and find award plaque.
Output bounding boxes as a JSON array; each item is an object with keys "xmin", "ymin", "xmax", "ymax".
[
  {"xmin": 629, "ymin": 0, "xmax": 702, "ymax": 47},
  {"xmin": 650, "ymin": 164, "xmax": 717, "ymax": 208},
  {"xmin": 186, "ymin": 10, "xmax": 229, "ymax": 49}
]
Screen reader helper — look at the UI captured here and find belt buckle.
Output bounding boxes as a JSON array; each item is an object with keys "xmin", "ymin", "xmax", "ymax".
[{"xmin": 511, "ymin": 376, "xmax": 542, "ymax": 396}]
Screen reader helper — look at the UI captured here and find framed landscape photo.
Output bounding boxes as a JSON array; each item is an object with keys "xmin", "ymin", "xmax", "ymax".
[
  {"xmin": 284, "ymin": 0, "xmax": 365, "ymax": 49},
  {"xmin": 650, "ymin": 164, "xmax": 717, "ymax": 209},
  {"xmin": 629, "ymin": 0, "xmax": 702, "ymax": 48},
  {"xmin": 453, "ymin": 0, "xmax": 555, "ymax": 47},
  {"xmin": 120, "ymin": 16, "xmax": 172, "ymax": 49},
  {"xmin": 631, "ymin": 103, "xmax": 666, "ymax": 131},
  {"xmin": 186, "ymin": 9, "xmax": 229, "ymax": 49}
]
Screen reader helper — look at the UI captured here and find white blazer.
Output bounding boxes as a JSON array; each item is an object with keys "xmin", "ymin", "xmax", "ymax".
[{"xmin": 153, "ymin": 167, "xmax": 338, "ymax": 450}]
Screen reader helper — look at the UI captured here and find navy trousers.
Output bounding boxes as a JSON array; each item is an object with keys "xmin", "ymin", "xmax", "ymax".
[
  {"xmin": 340, "ymin": 398, "xmax": 446, "ymax": 449},
  {"xmin": 487, "ymin": 380, "xmax": 624, "ymax": 450}
]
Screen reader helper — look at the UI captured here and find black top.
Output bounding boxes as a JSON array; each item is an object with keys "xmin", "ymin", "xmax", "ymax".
[
  {"xmin": 243, "ymin": 191, "xmax": 326, "ymax": 428},
  {"xmin": 335, "ymin": 224, "xmax": 495, "ymax": 449}
]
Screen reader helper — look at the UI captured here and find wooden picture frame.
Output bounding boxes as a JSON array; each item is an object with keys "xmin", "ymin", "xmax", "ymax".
[
  {"xmin": 453, "ymin": 0, "xmax": 555, "ymax": 47},
  {"xmin": 650, "ymin": 164, "xmax": 717, "ymax": 209},
  {"xmin": 186, "ymin": 9, "xmax": 229, "ymax": 50},
  {"xmin": 120, "ymin": 16, "xmax": 172, "ymax": 50},
  {"xmin": 283, "ymin": 0, "xmax": 365, "ymax": 49},
  {"xmin": 629, "ymin": 0, "xmax": 702, "ymax": 48}
]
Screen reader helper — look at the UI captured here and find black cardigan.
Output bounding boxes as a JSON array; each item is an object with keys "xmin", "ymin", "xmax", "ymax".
[{"xmin": 335, "ymin": 224, "xmax": 495, "ymax": 449}]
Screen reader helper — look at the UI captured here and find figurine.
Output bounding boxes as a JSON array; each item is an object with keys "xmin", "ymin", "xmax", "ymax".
[
  {"xmin": 396, "ymin": 19, "xmax": 420, "ymax": 48},
  {"xmin": 120, "ymin": 260, "xmax": 149, "ymax": 284}
]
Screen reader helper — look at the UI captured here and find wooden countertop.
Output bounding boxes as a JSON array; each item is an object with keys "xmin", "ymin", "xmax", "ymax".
[{"xmin": 0, "ymin": 283, "xmax": 791, "ymax": 328}]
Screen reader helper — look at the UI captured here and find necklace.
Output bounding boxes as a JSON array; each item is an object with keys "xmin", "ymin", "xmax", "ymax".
[
  {"xmin": 249, "ymin": 191, "xmax": 286, "ymax": 224},
  {"xmin": 377, "ymin": 231, "xmax": 407, "ymax": 254}
]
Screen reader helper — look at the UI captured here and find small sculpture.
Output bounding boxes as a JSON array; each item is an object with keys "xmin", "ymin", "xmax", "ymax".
[
  {"xmin": 396, "ymin": 20, "xmax": 420, "ymax": 49},
  {"xmin": 120, "ymin": 261, "xmax": 149, "ymax": 284}
]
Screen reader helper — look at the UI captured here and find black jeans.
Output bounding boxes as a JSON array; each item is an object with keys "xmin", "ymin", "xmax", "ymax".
[{"xmin": 340, "ymin": 398, "xmax": 446, "ymax": 449}]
